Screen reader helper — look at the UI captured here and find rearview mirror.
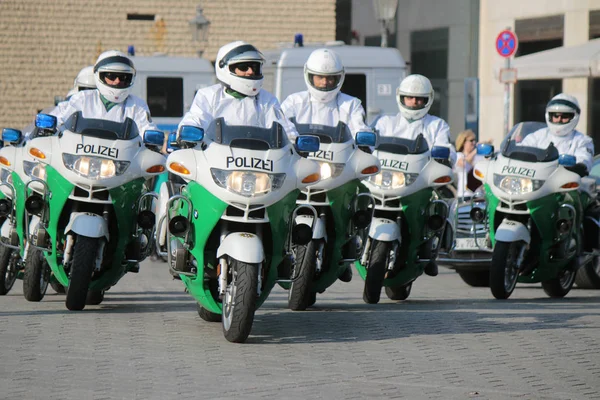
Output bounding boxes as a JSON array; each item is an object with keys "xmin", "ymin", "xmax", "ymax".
[
  {"xmin": 431, "ymin": 146, "xmax": 450, "ymax": 159},
  {"xmin": 296, "ymin": 135, "xmax": 320, "ymax": 153},
  {"xmin": 355, "ymin": 131, "xmax": 377, "ymax": 147},
  {"xmin": 179, "ymin": 126, "xmax": 204, "ymax": 143},
  {"xmin": 558, "ymin": 154, "xmax": 577, "ymax": 167},
  {"xmin": 144, "ymin": 130, "xmax": 165, "ymax": 147},
  {"xmin": 2, "ymin": 128, "xmax": 22, "ymax": 144},
  {"xmin": 477, "ymin": 143, "xmax": 494, "ymax": 157},
  {"xmin": 35, "ymin": 114, "xmax": 57, "ymax": 130}
]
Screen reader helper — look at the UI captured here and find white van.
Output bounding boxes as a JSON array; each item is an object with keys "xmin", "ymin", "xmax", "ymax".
[
  {"xmin": 262, "ymin": 43, "xmax": 407, "ymax": 123},
  {"xmin": 130, "ymin": 56, "xmax": 215, "ymax": 132}
]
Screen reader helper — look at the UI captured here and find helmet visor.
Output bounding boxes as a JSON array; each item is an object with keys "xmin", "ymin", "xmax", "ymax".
[
  {"xmin": 308, "ymin": 73, "xmax": 342, "ymax": 91},
  {"xmin": 400, "ymin": 95, "xmax": 429, "ymax": 110},
  {"xmin": 99, "ymin": 72, "xmax": 134, "ymax": 88},
  {"xmin": 228, "ymin": 61, "xmax": 263, "ymax": 78},
  {"xmin": 548, "ymin": 112, "xmax": 575, "ymax": 124}
]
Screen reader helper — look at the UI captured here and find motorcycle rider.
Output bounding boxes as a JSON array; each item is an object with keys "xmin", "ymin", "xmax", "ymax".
[
  {"xmin": 178, "ymin": 41, "xmax": 297, "ymax": 139},
  {"xmin": 50, "ymin": 50, "xmax": 156, "ymax": 136},
  {"xmin": 280, "ymin": 48, "xmax": 369, "ymax": 283},
  {"xmin": 519, "ymin": 93, "xmax": 599, "ymax": 250},
  {"xmin": 65, "ymin": 65, "xmax": 97, "ymax": 100},
  {"xmin": 281, "ymin": 48, "xmax": 370, "ymax": 137},
  {"xmin": 373, "ymin": 74, "xmax": 456, "ymax": 277}
]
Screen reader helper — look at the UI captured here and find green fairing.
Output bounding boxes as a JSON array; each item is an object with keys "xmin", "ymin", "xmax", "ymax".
[
  {"xmin": 355, "ymin": 187, "xmax": 434, "ymax": 287},
  {"xmin": 180, "ymin": 181, "xmax": 298, "ymax": 314},
  {"xmin": 43, "ymin": 166, "xmax": 146, "ymax": 289},
  {"xmin": 486, "ymin": 183, "xmax": 582, "ymax": 283}
]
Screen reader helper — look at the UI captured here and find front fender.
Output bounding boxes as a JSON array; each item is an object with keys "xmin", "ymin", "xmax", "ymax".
[
  {"xmin": 495, "ymin": 219, "xmax": 530, "ymax": 244},
  {"xmin": 368, "ymin": 218, "xmax": 400, "ymax": 242},
  {"xmin": 295, "ymin": 214, "xmax": 327, "ymax": 240},
  {"xmin": 65, "ymin": 212, "xmax": 109, "ymax": 240},
  {"xmin": 216, "ymin": 232, "xmax": 265, "ymax": 263}
]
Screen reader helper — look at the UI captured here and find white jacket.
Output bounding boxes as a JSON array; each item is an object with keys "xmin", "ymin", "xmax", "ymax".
[
  {"xmin": 374, "ymin": 113, "xmax": 457, "ymax": 164},
  {"xmin": 178, "ymin": 84, "xmax": 298, "ymax": 139},
  {"xmin": 281, "ymin": 91, "xmax": 370, "ymax": 136},
  {"xmin": 49, "ymin": 90, "xmax": 155, "ymax": 137},
  {"xmin": 520, "ymin": 128, "xmax": 594, "ymax": 172}
]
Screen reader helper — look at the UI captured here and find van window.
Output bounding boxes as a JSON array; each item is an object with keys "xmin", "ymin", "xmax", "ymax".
[
  {"xmin": 341, "ymin": 74, "xmax": 367, "ymax": 109},
  {"xmin": 147, "ymin": 77, "xmax": 184, "ymax": 117}
]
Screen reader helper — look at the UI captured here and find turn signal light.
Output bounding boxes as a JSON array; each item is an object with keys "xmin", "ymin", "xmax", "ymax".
[
  {"xmin": 29, "ymin": 148, "xmax": 46, "ymax": 159},
  {"xmin": 146, "ymin": 165, "xmax": 165, "ymax": 173},
  {"xmin": 561, "ymin": 182, "xmax": 579, "ymax": 189},
  {"xmin": 302, "ymin": 173, "xmax": 320, "ymax": 184},
  {"xmin": 474, "ymin": 169, "xmax": 484, "ymax": 179},
  {"xmin": 169, "ymin": 162, "xmax": 190, "ymax": 175},
  {"xmin": 0, "ymin": 156, "xmax": 10, "ymax": 166},
  {"xmin": 434, "ymin": 176, "xmax": 452, "ymax": 184},
  {"xmin": 361, "ymin": 166, "xmax": 379, "ymax": 175}
]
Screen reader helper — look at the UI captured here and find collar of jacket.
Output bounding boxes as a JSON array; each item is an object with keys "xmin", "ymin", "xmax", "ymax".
[
  {"xmin": 100, "ymin": 93, "xmax": 119, "ymax": 112},
  {"xmin": 225, "ymin": 87, "xmax": 247, "ymax": 99}
]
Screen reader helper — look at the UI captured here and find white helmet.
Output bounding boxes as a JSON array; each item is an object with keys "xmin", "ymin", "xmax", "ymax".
[
  {"xmin": 74, "ymin": 66, "xmax": 96, "ymax": 92},
  {"xmin": 94, "ymin": 50, "xmax": 136, "ymax": 103},
  {"xmin": 304, "ymin": 48, "xmax": 345, "ymax": 103},
  {"xmin": 396, "ymin": 74, "xmax": 434, "ymax": 122},
  {"xmin": 544, "ymin": 93, "xmax": 581, "ymax": 137},
  {"xmin": 215, "ymin": 41, "xmax": 265, "ymax": 97}
]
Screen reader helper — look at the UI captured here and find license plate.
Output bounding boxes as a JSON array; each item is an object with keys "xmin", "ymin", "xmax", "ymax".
[{"xmin": 455, "ymin": 237, "xmax": 479, "ymax": 250}]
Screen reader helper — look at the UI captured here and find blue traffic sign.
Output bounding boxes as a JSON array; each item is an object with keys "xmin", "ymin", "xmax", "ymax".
[{"xmin": 496, "ymin": 30, "xmax": 518, "ymax": 58}]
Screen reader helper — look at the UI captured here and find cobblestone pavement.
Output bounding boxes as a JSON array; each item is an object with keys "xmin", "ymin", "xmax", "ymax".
[{"xmin": 0, "ymin": 261, "xmax": 599, "ymax": 400}]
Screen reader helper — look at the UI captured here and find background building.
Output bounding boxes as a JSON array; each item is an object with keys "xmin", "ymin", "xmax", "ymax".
[{"xmin": 0, "ymin": 0, "xmax": 336, "ymax": 129}]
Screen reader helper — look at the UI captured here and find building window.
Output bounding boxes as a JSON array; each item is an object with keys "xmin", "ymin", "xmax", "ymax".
[
  {"xmin": 515, "ymin": 15, "xmax": 563, "ymax": 56},
  {"xmin": 340, "ymin": 73, "xmax": 367, "ymax": 110},
  {"xmin": 146, "ymin": 77, "xmax": 184, "ymax": 118},
  {"xmin": 127, "ymin": 14, "xmax": 155, "ymax": 21},
  {"xmin": 589, "ymin": 10, "xmax": 600, "ymax": 39},
  {"xmin": 514, "ymin": 80, "xmax": 562, "ymax": 123}
]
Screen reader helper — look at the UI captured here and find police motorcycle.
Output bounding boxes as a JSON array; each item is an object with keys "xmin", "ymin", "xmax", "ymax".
[
  {"xmin": 159, "ymin": 118, "xmax": 321, "ymax": 343},
  {"xmin": 473, "ymin": 121, "xmax": 598, "ymax": 299},
  {"xmin": 356, "ymin": 135, "xmax": 453, "ymax": 303},
  {"xmin": 22, "ymin": 111, "xmax": 166, "ymax": 310},
  {"xmin": 0, "ymin": 122, "xmax": 63, "ymax": 299},
  {"xmin": 285, "ymin": 121, "xmax": 379, "ymax": 310}
]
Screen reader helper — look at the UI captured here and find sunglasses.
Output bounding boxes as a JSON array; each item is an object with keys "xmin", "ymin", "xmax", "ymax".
[
  {"xmin": 549, "ymin": 112, "xmax": 574, "ymax": 122},
  {"xmin": 100, "ymin": 72, "xmax": 133, "ymax": 87},
  {"xmin": 231, "ymin": 62, "xmax": 261, "ymax": 73}
]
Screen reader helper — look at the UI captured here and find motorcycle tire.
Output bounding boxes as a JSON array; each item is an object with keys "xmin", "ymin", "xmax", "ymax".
[
  {"xmin": 0, "ymin": 245, "xmax": 18, "ymax": 295},
  {"xmin": 385, "ymin": 282, "xmax": 412, "ymax": 300},
  {"xmin": 23, "ymin": 248, "xmax": 50, "ymax": 302},
  {"xmin": 85, "ymin": 290, "xmax": 105, "ymax": 305},
  {"xmin": 362, "ymin": 240, "xmax": 388, "ymax": 304},
  {"xmin": 490, "ymin": 241, "xmax": 523, "ymax": 300},
  {"xmin": 542, "ymin": 265, "xmax": 576, "ymax": 298},
  {"xmin": 50, "ymin": 276, "xmax": 66, "ymax": 294},
  {"xmin": 66, "ymin": 236, "xmax": 99, "ymax": 311},
  {"xmin": 288, "ymin": 240, "xmax": 319, "ymax": 311},
  {"xmin": 222, "ymin": 259, "xmax": 258, "ymax": 343},
  {"xmin": 197, "ymin": 303, "xmax": 221, "ymax": 322},
  {"xmin": 574, "ymin": 260, "xmax": 600, "ymax": 289},
  {"xmin": 457, "ymin": 269, "xmax": 490, "ymax": 287}
]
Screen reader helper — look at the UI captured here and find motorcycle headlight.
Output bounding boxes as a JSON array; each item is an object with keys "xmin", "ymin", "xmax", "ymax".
[
  {"xmin": 0, "ymin": 167, "xmax": 13, "ymax": 184},
  {"xmin": 493, "ymin": 174, "xmax": 544, "ymax": 194},
  {"xmin": 367, "ymin": 170, "xmax": 418, "ymax": 189},
  {"xmin": 210, "ymin": 168, "xmax": 286, "ymax": 198},
  {"xmin": 319, "ymin": 162, "xmax": 345, "ymax": 180},
  {"xmin": 23, "ymin": 160, "xmax": 47, "ymax": 180},
  {"xmin": 62, "ymin": 154, "xmax": 130, "ymax": 180}
]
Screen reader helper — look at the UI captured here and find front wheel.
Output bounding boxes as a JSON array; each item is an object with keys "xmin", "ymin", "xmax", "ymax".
[
  {"xmin": 288, "ymin": 240, "xmax": 319, "ymax": 311},
  {"xmin": 490, "ymin": 241, "xmax": 525, "ymax": 300},
  {"xmin": 23, "ymin": 248, "xmax": 50, "ymax": 302},
  {"xmin": 66, "ymin": 236, "xmax": 99, "ymax": 311},
  {"xmin": 222, "ymin": 259, "xmax": 258, "ymax": 343},
  {"xmin": 362, "ymin": 240, "xmax": 389, "ymax": 304},
  {"xmin": 0, "ymin": 245, "xmax": 19, "ymax": 295},
  {"xmin": 457, "ymin": 269, "xmax": 490, "ymax": 287},
  {"xmin": 385, "ymin": 282, "xmax": 412, "ymax": 300},
  {"xmin": 542, "ymin": 266, "xmax": 576, "ymax": 298}
]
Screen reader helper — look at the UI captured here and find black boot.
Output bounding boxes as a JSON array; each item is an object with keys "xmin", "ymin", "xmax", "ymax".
[
  {"xmin": 338, "ymin": 265, "xmax": 353, "ymax": 282},
  {"xmin": 423, "ymin": 262, "xmax": 438, "ymax": 277}
]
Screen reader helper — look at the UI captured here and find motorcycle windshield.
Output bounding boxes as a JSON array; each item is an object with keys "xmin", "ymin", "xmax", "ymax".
[
  {"xmin": 501, "ymin": 121, "xmax": 558, "ymax": 163},
  {"xmin": 60, "ymin": 111, "xmax": 139, "ymax": 140},
  {"xmin": 204, "ymin": 117, "xmax": 289, "ymax": 150},
  {"xmin": 375, "ymin": 134, "xmax": 429, "ymax": 155},
  {"xmin": 292, "ymin": 120, "xmax": 353, "ymax": 144}
]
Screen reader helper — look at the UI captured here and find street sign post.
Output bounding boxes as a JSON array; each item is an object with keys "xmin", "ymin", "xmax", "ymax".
[{"xmin": 496, "ymin": 29, "xmax": 519, "ymax": 136}]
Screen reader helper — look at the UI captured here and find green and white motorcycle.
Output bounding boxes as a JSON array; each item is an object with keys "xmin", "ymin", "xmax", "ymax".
[
  {"xmin": 160, "ymin": 118, "xmax": 321, "ymax": 343},
  {"xmin": 474, "ymin": 121, "xmax": 598, "ymax": 299},
  {"xmin": 23, "ymin": 112, "xmax": 166, "ymax": 310},
  {"xmin": 0, "ymin": 124, "xmax": 59, "ymax": 300},
  {"xmin": 285, "ymin": 121, "xmax": 379, "ymax": 310},
  {"xmin": 356, "ymin": 135, "xmax": 453, "ymax": 303}
]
